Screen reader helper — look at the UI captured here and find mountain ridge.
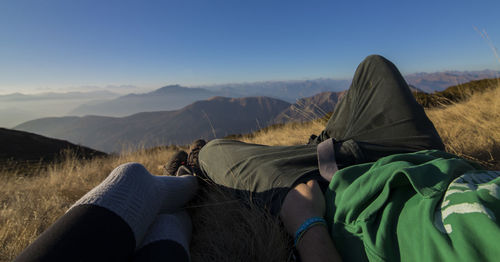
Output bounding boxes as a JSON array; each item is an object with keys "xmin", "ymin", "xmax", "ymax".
[{"xmin": 68, "ymin": 80, "xmax": 348, "ymax": 117}]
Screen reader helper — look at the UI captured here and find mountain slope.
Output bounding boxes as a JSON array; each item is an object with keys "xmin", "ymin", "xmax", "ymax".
[
  {"xmin": 274, "ymin": 91, "xmax": 345, "ymax": 123},
  {"xmin": 0, "ymin": 128, "xmax": 106, "ymax": 162},
  {"xmin": 16, "ymin": 96, "xmax": 292, "ymax": 152}
]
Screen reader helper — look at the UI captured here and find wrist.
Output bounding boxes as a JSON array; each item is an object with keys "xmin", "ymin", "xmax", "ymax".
[
  {"xmin": 294, "ymin": 216, "xmax": 327, "ymax": 246},
  {"xmin": 296, "ymin": 225, "xmax": 342, "ymax": 262},
  {"xmin": 296, "ymin": 225, "xmax": 327, "ymax": 250}
]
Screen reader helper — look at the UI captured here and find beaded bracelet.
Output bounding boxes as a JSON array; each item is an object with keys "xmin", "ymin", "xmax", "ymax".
[{"xmin": 293, "ymin": 216, "xmax": 327, "ymax": 246}]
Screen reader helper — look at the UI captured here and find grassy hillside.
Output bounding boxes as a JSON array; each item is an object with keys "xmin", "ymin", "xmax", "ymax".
[
  {"xmin": 0, "ymin": 128, "xmax": 106, "ymax": 175},
  {"xmin": 1, "ymin": 84, "xmax": 499, "ymax": 261}
]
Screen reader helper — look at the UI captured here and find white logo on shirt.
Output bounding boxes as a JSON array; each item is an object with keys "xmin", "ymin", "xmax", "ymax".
[{"xmin": 434, "ymin": 171, "xmax": 500, "ymax": 234}]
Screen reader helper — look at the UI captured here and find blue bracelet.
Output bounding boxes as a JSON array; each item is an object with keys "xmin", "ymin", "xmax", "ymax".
[{"xmin": 293, "ymin": 216, "xmax": 327, "ymax": 246}]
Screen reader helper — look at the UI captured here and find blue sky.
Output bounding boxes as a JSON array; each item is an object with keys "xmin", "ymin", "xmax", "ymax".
[{"xmin": 1, "ymin": 0, "xmax": 499, "ymax": 94}]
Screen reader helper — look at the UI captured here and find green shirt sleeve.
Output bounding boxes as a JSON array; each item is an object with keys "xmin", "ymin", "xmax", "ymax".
[{"xmin": 325, "ymin": 150, "xmax": 500, "ymax": 262}]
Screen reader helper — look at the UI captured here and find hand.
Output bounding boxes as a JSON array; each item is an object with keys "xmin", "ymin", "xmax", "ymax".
[{"xmin": 280, "ymin": 179, "xmax": 325, "ymax": 236}]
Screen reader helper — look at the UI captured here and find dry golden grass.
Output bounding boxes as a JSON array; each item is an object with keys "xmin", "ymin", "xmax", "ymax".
[
  {"xmin": 426, "ymin": 82, "xmax": 500, "ymax": 169},
  {"xmin": 189, "ymin": 185, "xmax": 290, "ymax": 261},
  {"xmin": 1, "ymin": 84, "xmax": 499, "ymax": 261},
  {"xmin": 238, "ymin": 120, "xmax": 324, "ymax": 146}
]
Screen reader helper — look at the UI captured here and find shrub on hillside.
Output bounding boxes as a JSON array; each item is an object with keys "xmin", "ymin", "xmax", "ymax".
[{"xmin": 413, "ymin": 78, "xmax": 500, "ymax": 108}]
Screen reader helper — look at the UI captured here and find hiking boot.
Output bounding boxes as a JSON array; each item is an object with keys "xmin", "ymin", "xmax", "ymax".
[
  {"xmin": 187, "ymin": 139, "xmax": 206, "ymax": 177},
  {"xmin": 307, "ymin": 134, "xmax": 318, "ymax": 145},
  {"xmin": 163, "ymin": 150, "xmax": 188, "ymax": 176}
]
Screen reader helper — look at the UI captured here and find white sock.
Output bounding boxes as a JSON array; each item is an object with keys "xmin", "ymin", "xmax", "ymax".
[
  {"xmin": 69, "ymin": 162, "xmax": 198, "ymax": 247},
  {"xmin": 139, "ymin": 211, "xmax": 192, "ymax": 260}
]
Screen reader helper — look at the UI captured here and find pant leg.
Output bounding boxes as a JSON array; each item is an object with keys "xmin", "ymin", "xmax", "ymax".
[
  {"xmin": 199, "ymin": 139, "xmax": 321, "ymax": 215},
  {"xmin": 313, "ymin": 55, "xmax": 444, "ymax": 164}
]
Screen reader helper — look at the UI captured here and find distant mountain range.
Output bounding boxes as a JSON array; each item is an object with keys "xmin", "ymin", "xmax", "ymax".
[
  {"xmin": 0, "ymin": 128, "xmax": 106, "ymax": 163},
  {"xmin": 0, "ymin": 90, "xmax": 117, "ymax": 102},
  {"xmin": 68, "ymin": 70, "xmax": 500, "ymax": 118},
  {"xmin": 198, "ymin": 78, "xmax": 350, "ymax": 102},
  {"xmin": 69, "ymin": 79, "xmax": 350, "ymax": 117},
  {"xmin": 405, "ymin": 70, "xmax": 500, "ymax": 92},
  {"xmin": 2, "ymin": 69, "xmax": 499, "ymax": 128},
  {"xmin": 69, "ymin": 85, "xmax": 220, "ymax": 117},
  {"xmin": 15, "ymin": 92, "xmax": 342, "ymax": 152}
]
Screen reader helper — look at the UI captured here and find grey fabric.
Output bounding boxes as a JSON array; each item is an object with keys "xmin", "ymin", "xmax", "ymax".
[
  {"xmin": 199, "ymin": 55, "xmax": 444, "ymax": 214},
  {"xmin": 317, "ymin": 138, "xmax": 338, "ymax": 182}
]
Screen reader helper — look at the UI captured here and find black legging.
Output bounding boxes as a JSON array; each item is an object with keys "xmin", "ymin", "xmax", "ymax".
[{"xmin": 14, "ymin": 205, "xmax": 188, "ymax": 262}]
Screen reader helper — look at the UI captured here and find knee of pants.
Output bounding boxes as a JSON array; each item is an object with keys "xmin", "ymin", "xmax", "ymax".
[
  {"xmin": 362, "ymin": 54, "xmax": 391, "ymax": 66},
  {"xmin": 201, "ymin": 139, "xmax": 226, "ymax": 153},
  {"xmin": 198, "ymin": 139, "xmax": 225, "ymax": 164}
]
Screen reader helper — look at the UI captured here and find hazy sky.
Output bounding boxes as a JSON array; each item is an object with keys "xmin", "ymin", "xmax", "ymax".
[{"xmin": 1, "ymin": 0, "xmax": 500, "ymax": 94}]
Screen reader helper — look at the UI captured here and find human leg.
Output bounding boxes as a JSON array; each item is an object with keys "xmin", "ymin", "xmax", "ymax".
[
  {"xmin": 199, "ymin": 139, "xmax": 321, "ymax": 215},
  {"xmin": 15, "ymin": 163, "xmax": 197, "ymax": 261},
  {"xmin": 312, "ymin": 55, "xmax": 444, "ymax": 164}
]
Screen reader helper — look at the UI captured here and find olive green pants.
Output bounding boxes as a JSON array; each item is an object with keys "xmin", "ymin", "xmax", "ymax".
[{"xmin": 199, "ymin": 55, "xmax": 444, "ymax": 215}]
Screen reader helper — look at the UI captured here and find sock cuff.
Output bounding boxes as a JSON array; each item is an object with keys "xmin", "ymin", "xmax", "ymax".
[{"xmin": 138, "ymin": 212, "xmax": 192, "ymax": 255}]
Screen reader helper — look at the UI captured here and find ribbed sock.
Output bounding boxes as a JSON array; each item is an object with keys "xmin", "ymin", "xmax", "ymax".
[{"xmin": 69, "ymin": 162, "xmax": 198, "ymax": 247}]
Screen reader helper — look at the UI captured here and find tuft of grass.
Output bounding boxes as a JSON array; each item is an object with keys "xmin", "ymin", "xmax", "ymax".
[
  {"xmin": 227, "ymin": 120, "xmax": 324, "ymax": 146},
  {"xmin": 1, "ymin": 83, "xmax": 499, "ymax": 261},
  {"xmin": 189, "ymin": 183, "xmax": 291, "ymax": 262}
]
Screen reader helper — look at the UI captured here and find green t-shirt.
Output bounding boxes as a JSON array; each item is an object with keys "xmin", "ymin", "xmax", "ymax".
[{"xmin": 325, "ymin": 150, "xmax": 500, "ymax": 261}]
